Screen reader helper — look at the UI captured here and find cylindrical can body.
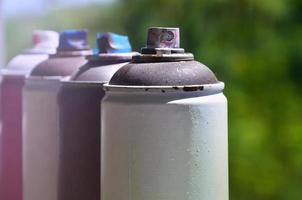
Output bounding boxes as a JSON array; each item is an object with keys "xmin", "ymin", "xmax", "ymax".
[
  {"xmin": 22, "ymin": 29, "xmax": 89, "ymax": 200},
  {"xmin": 57, "ymin": 31, "xmax": 135, "ymax": 200},
  {"xmin": 0, "ymin": 75, "xmax": 24, "ymax": 200},
  {"xmin": 58, "ymin": 83, "xmax": 104, "ymax": 200},
  {"xmin": 22, "ymin": 56, "xmax": 90, "ymax": 200},
  {"xmin": 101, "ymin": 87, "xmax": 228, "ymax": 200},
  {"xmin": 0, "ymin": 54, "xmax": 48, "ymax": 200},
  {"xmin": 22, "ymin": 78, "xmax": 61, "ymax": 200},
  {"xmin": 58, "ymin": 60, "xmax": 132, "ymax": 200}
]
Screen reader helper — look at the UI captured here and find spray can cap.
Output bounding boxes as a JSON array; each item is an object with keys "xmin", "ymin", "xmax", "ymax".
[
  {"xmin": 133, "ymin": 27, "xmax": 193, "ymax": 62},
  {"xmin": 141, "ymin": 27, "xmax": 184, "ymax": 54},
  {"xmin": 108, "ymin": 27, "xmax": 218, "ymax": 87},
  {"xmin": 25, "ymin": 30, "xmax": 59, "ymax": 54},
  {"xmin": 147, "ymin": 27, "xmax": 180, "ymax": 48},
  {"xmin": 57, "ymin": 29, "xmax": 90, "ymax": 51},
  {"xmin": 97, "ymin": 32, "xmax": 132, "ymax": 54}
]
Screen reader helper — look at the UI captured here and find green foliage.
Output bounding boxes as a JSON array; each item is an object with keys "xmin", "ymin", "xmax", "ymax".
[
  {"xmin": 5, "ymin": 0, "xmax": 302, "ymax": 199},
  {"xmin": 115, "ymin": 0, "xmax": 302, "ymax": 199}
]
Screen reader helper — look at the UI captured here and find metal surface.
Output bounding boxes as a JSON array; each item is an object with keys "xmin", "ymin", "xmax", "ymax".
[
  {"xmin": 102, "ymin": 85, "xmax": 228, "ymax": 200},
  {"xmin": 23, "ymin": 78, "xmax": 62, "ymax": 200},
  {"xmin": 30, "ymin": 55, "xmax": 90, "ymax": 76},
  {"xmin": 22, "ymin": 29, "xmax": 91, "ymax": 200},
  {"xmin": 109, "ymin": 60, "xmax": 218, "ymax": 86},
  {"xmin": 101, "ymin": 27, "xmax": 228, "ymax": 200},
  {"xmin": 58, "ymin": 32, "xmax": 136, "ymax": 200},
  {"xmin": 0, "ymin": 75, "xmax": 25, "ymax": 200},
  {"xmin": 0, "ymin": 0, "xmax": 4, "ymax": 67},
  {"xmin": 57, "ymin": 61, "xmax": 128, "ymax": 200},
  {"xmin": 0, "ymin": 30, "xmax": 58, "ymax": 200},
  {"xmin": 109, "ymin": 27, "xmax": 217, "ymax": 86}
]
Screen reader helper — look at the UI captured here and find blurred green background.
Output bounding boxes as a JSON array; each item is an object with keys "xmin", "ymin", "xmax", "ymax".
[{"xmin": 3, "ymin": 0, "xmax": 302, "ymax": 199}]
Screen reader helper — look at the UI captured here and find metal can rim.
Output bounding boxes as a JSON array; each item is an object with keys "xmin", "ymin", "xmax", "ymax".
[
  {"xmin": 103, "ymin": 81, "xmax": 224, "ymax": 93},
  {"xmin": 85, "ymin": 52, "xmax": 138, "ymax": 61},
  {"xmin": 60, "ymin": 79, "xmax": 105, "ymax": 87},
  {"xmin": 0, "ymin": 69, "xmax": 28, "ymax": 76},
  {"xmin": 26, "ymin": 76, "xmax": 63, "ymax": 81},
  {"xmin": 50, "ymin": 49, "xmax": 93, "ymax": 57}
]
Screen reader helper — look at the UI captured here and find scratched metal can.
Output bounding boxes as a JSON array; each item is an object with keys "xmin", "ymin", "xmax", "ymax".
[
  {"xmin": 0, "ymin": 30, "xmax": 58, "ymax": 200},
  {"xmin": 57, "ymin": 32, "xmax": 137, "ymax": 200},
  {"xmin": 101, "ymin": 27, "xmax": 228, "ymax": 200},
  {"xmin": 22, "ymin": 29, "xmax": 92, "ymax": 200}
]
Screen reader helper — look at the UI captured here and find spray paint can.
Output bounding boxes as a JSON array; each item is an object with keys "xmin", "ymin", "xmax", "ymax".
[
  {"xmin": 101, "ymin": 27, "xmax": 228, "ymax": 200},
  {"xmin": 58, "ymin": 32, "xmax": 137, "ymax": 200},
  {"xmin": 0, "ymin": 30, "xmax": 58, "ymax": 200},
  {"xmin": 22, "ymin": 29, "xmax": 92, "ymax": 200}
]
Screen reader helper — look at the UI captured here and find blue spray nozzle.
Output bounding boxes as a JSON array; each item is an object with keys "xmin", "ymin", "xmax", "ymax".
[
  {"xmin": 58, "ymin": 29, "xmax": 89, "ymax": 51},
  {"xmin": 97, "ymin": 32, "xmax": 132, "ymax": 54}
]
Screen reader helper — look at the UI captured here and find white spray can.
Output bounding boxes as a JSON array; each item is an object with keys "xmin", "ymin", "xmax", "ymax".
[
  {"xmin": 101, "ymin": 27, "xmax": 228, "ymax": 200},
  {"xmin": 22, "ymin": 30, "xmax": 92, "ymax": 200}
]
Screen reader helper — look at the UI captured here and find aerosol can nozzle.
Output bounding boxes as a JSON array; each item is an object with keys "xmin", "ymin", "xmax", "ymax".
[
  {"xmin": 58, "ymin": 29, "xmax": 90, "ymax": 51},
  {"xmin": 97, "ymin": 32, "xmax": 132, "ymax": 54}
]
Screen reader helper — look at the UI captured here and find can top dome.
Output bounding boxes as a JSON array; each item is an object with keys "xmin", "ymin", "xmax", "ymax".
[
  {"xmin": 57, "ymin": 29, "xmax": 90, "ymax": 52},
  {"xmin": 25, "ymin": 30, "xmax": 59, "ymax": 54},
  {"xmin": 108, "ymin": 27, "xmax": 219, "ymax": 88}
]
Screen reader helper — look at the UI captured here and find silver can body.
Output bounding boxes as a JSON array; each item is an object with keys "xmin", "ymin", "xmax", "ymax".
[
  {"xmin": 101, "ymin": 83, "xmax": 228, "ymax": 200},
  {"xmin": 22, "ymin": 77, "xmax": 61, "ymax": 200}
]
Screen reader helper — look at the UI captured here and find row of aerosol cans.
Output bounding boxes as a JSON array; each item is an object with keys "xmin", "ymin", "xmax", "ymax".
[{"xmin": 0, "ymin": 27, "xmax": 228, "ymax": 200}]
